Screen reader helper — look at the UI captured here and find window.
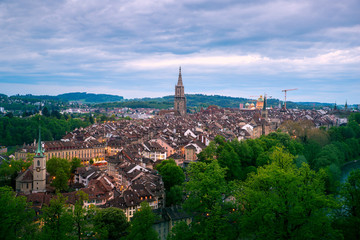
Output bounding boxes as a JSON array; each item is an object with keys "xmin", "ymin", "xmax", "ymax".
[{"xmin": 37, "ymin": 160, "xmax": 40, "ymax": 166}]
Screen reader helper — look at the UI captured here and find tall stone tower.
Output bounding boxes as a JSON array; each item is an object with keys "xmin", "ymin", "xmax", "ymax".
[
  {"xmin": 174, "ymin": 67, "xmax": 186, "ymax": 115},
  {"xmin": 33, "ymin": 127, "xmax": 46, "ymax": 193}
]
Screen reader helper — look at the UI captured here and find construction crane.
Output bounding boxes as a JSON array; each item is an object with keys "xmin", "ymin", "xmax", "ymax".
[{"xmin": 281, "ymin": 88, "xmax": 298, "ymax": 110}]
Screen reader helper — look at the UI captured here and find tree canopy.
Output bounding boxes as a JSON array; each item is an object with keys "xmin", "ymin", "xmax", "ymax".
[{"xmin": 236, "ymin": 147, "xmax": 338, "ymax": 240}]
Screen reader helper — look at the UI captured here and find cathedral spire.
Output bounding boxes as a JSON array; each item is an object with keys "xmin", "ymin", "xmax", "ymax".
[
  {"xmin": 177, "ymin": 66, "xmax": 183, "ymax": 86},
  {"xmin": 263, "ymin": 95, "xmax": 267, "ymax": 111},
  {"xmin": 35, "ymin": 126, "xmax": 44, "ymax": 157}
]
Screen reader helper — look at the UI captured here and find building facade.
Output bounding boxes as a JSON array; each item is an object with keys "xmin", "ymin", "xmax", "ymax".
[
  {"xmin": 15, "ymin": 140, "xmax": 105, "ymax": 164},
  {"xmin": 174, "ymin": 67, "xmax": 186, "ymax": 116}
]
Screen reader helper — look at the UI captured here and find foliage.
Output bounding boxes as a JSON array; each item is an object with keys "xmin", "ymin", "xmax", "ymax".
[
  {"xmin": 156, "ymin": 159, "xmax": 185, "ymax": 206},
  {"xmin": 237, "ymin": 147, "xmax": 338, "ymax": 240},
  {"xmin": 47, "ymin": 157, "xmax": 71, "ymax": 192},
  {"xmin": 166, "ymin": 185, "xmax": 184, "ymax": 206},
  {"xmin": 0, "ymin": 153, "xmax": 33, "ymax": 187},
  {"xmin": 70, "ymin": 157, "xmax": 82, "ymax": 173},
  {"xmin": 333, "ymin": 169, "xmax": 360, "ymax": 240},
  {"xmin": 57, "ymin": 92, "xmax": 123, "ymax": 103},
  {"xmin": 42, "ymin": 106, "xmax": 51, "ymax": 117},
  {"xmin": 72, "ymin": 191, "xmax": 90, "ymax": 240},
  {"xmin": 0, "ymin": 186, "xmax": 36, "ymax": 240},
  {"xmin": 0, "ymin": 114, "xmax": 91, "ymax": 146},
  {"xmin": 40, "ymin": 193, "xmax": 73, "ymax": 240},
  {"xmin": 348, "ymin": 113, "xmax": 360, "ymax": 124},
  {"xmin": 47, "ymin": 157, "xmax": 71, "ymax": 177},
  {"xmin": 183, "ymin": 160, "xmax": 239, "ymax": 240},
  {"xmin": 198, "ymin": 132, "xmax": 303, "ymax": 182},
  {"xmin": 126, "ymin": 201, "xmax": 159, "ymax": 240},
  {"xmin": 167, "ymin": 221, "xmax": 194, "ymax": 240},
  {"xmin": 93, "ymin": 207, "xmax": 129, "ymax": 240},
  {"xmin": 156, "ymin": 159, "xmax": 185, "ymax": 190}
]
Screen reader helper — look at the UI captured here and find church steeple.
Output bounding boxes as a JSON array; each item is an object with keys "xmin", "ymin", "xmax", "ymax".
[
  {"xmin": 177, "ymin": 66, "xmax": 183, "ymax": 86},
  {"xmin": 263, "ymin": 95, "xmax": 267, "ymax": 111},
  {"xmin": 33, "ymin": 125, "xmax": 46, "ymax": 193},
  {"xmin": 35, "ymin": 126, "xmax": 44, "ymax": 157},
  {"xmin": 174, "ymin": 67, "xmax": 186, "ymax": 116}
]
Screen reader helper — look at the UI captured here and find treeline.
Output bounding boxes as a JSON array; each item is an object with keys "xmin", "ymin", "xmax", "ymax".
[
  {"xmin": 57, "ymin": 92, "xmax": 124, "ymax": 103},
  {"xmin": 1, "ymin": 187, "xmax": 158, "ymax": 240},
  {"xmin": 0, "ymin": 113, "xmax": 92, "ymax": 147},
  {"xmin": 1, "ymin": 92, "xmax": 124, "ymax": 104},
  {"xmin": 94, "ymin": 94, "xmax": 337, "ymax": 110}
]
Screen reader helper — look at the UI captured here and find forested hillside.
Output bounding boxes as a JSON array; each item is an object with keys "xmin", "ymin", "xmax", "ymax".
[{"xmin": 0, "ymin": 114, "xmax": 91, "ymax": 146}]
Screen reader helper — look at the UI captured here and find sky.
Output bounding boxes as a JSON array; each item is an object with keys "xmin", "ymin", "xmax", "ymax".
[{"xmin": 0, "ymin": 0, "xmax": 359, "ymax": 104}]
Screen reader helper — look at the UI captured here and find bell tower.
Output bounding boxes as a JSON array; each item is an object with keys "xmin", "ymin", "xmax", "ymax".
[
  {"xmin": 174, "ymin": 67, "xmax": 187, "ymax": 115},
  {"xmin": 33, "ymin": 127, "xmax": 46, "ymax": 193}
]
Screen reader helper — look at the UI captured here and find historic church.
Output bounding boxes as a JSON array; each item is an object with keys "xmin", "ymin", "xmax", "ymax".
[
  {"xmin": 174, "ymin": 67, "xmax": 186, "ymax": 115},
  {"xmin": 16, "ymin": 128, "xmax": 47, "ymax": 194}
]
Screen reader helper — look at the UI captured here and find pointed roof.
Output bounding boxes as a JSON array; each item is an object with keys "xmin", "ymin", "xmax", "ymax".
[
  {"xmin": 263, "ymin": 95, "xmax": 267, "ymax": 110},
  {"xmin": 177, "ymin": 66, "xmax": 183, "ymax": 86},
  {"xmin": 35, "ymin": 126, "xmax": 44, "ymax": 157}
]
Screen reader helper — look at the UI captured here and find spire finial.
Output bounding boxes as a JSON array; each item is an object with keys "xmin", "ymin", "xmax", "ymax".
[{"xmin": 177, "ymin": 66, "xmax": 183, "ymax": 86}]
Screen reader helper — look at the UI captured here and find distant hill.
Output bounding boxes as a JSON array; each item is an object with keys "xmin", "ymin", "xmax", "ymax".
[
  {"xmin": 95, "ymin": 94, "xmax": 339, "ymax": 110},
  {"xmin": 3, "ymin": 92, "xmax": 124, "ymax": 103},
  {"xmin": 1, "ymin": 92, "xmax": 340, "ymax": 110},
  {"xmin": 57, "ymin": 92, "xmax": 123, "ymax": 103}
]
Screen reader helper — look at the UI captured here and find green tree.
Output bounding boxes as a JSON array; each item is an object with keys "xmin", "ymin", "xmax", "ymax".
[
  {"xmin": 71, "ymin": 157, "xmax": 82, "ymax": 173},
  {"xmin": 93, "ymin": 207, "xmax": 130, "ymax": 240},
  {"xmin": 167, "ymin": 221, "xmax": 194, "ymax": 240},
  {"xmin": 42, "ymin": 106, "xmax": 50, "ymax": 117},
  {"xmin": 166, "ymin": 185, "xmax": 184, "ymax": 206},
  {"xmin": 89, "ymin": 114, "xmax": 95, "ymax": 124},
  {"xmin": 156, "ymin": 159, "xmax": 185, "ymax": 206},
  {"xmin": 217, "ymin": 143, "xmax": 242, "ymax": 181},
  {"xmin": 72, "ymin": 191, "xmax": 90, "ymax": 240},
  {"xmin": 183, "ymin": 161, "xmax": 239, "ymax": 240},
  {"xmin": 51, "ymin": 110, "xmax": 62, "ymax": 119},
  {"xmin": 156, "ymin": 159, "xmax": 185, "ymax": 190},
  {"xmin": 334, "ymin": 169, "xmax": 360, "ymax": 240},
  {"xmin": 127, "ymin": 201, "xmax": 159, "ymax": 240},
  {"xmin": 0, "ymin": 153, "xmax": 33, "ymax": 188},
  {"xmin": 348, "ymin": 112, "xmax": 360, "ymax": 124},
  {"xmin": 237, "ymin": 147, "xmax": 338, "ymax": 240},
  {"xmin": 47, "ymin": 157, "xmax": 71, "ymax": 192},
  {"xmin": 41, "ymin": 193, "xmax": 73, "ymax": 240},
  {"xmin": 0, "ymin": 186, "xmax": 36, "ymax": 240}
]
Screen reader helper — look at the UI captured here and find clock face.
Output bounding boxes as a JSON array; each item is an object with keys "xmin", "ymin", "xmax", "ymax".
[{"xmin": 36, "ymin": 167, "xmax": 40, "ymax": 172}]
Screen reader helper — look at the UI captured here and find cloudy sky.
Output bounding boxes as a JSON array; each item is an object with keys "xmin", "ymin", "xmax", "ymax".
[{"xmin": 0, "ymin": 0, "xmax": 359, "ymax": 103}]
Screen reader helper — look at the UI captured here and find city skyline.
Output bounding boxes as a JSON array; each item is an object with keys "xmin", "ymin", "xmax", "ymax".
[{"xmin": 0, "ymin": 0, "xmax": 359, "ymax": 104}]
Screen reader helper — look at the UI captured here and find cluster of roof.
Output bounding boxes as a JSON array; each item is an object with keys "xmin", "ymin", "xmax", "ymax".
[{"xmin": 16, "ymin": 105, "xmax": 348, "ymax": 224}]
